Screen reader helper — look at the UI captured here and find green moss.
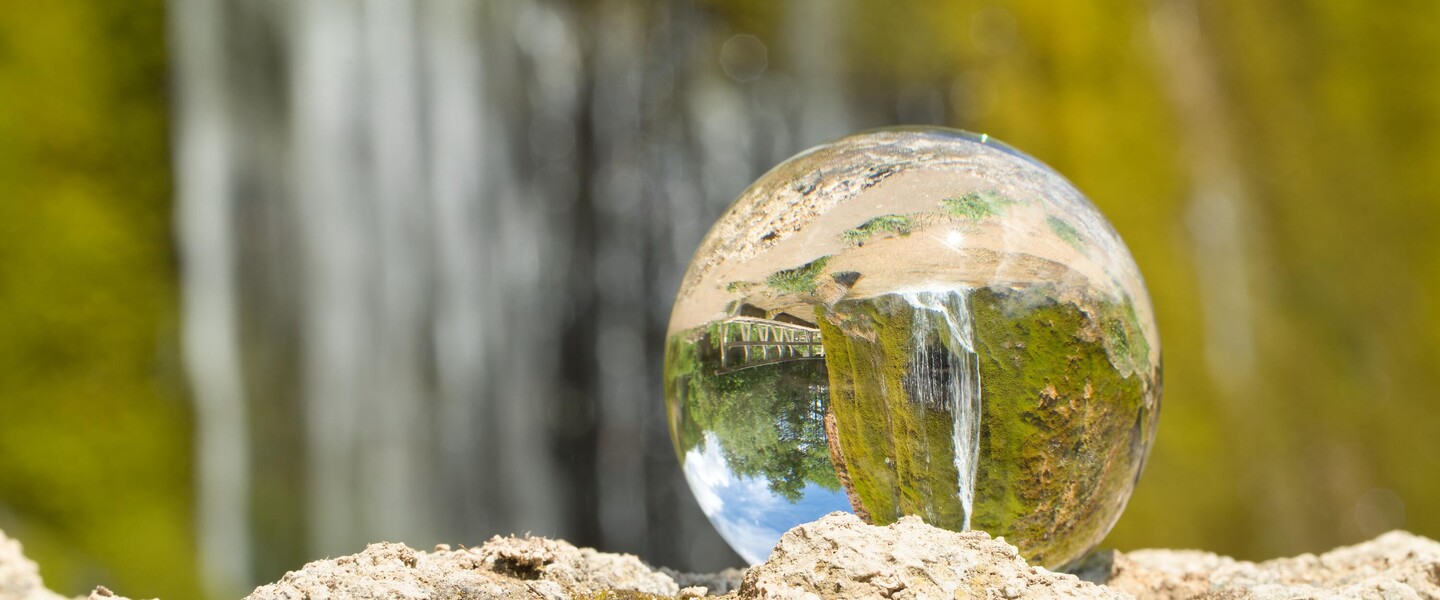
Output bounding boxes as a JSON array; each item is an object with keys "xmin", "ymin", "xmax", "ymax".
[
  {"xmin": 940, "ymin": 191, "xmax": 1014, "ymax": 220},
  {"xmin": 818, "ymin": 306, "xmax": 901, "ymax": 521},
  {"xmin": 1046, "ymin": 215, "xmax": 1087, "ymax": 252},
  {"xmin": 968, "ymin": 286, "xmax": 1149, "ymax": 568},
  {"xmin": 841, "ymin": 214, "xmax": 916, "ymax": 246},
  {"xmin": 725, "ymin": 280, "xmax": 755, "ymax": 294},
  {"xmin": 809, "ymin": 288, "xmax": 1155, "ymax": 568},
  {"xmin": 1095, "ymin": 295, "xmax": 1152, "ymax": 378},
  {"xmin": 765, "ymin": 255, "xmax": 832, "ymax": 294}
]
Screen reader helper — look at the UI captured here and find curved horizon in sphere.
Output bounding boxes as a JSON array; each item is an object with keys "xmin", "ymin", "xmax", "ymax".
[{"xmin": 664, "ymin": 127, "xmax": 1162, "ymax": 569}]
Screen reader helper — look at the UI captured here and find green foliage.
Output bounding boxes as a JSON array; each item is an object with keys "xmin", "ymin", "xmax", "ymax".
[
  {"xmin": 665, "ymin": 328, "xmax": 839, "ymax": 501},
  {"xmin": 764, "ymin": 256, "xmax": 832, "ymax": 295},
  {"xmin": 940, "ymin": 191, "xmax": 1013, "ymax": 221},
  {"xmin": 841, "ymin": 214, "xmax": 916, "ymax": 246},
  {"xmin": 725, "ymin": 281, "xmax": 755, "ymax": 294},
  {"xmin": 0, "ymin": 2, "xmax": 198, "ymax": 598}
]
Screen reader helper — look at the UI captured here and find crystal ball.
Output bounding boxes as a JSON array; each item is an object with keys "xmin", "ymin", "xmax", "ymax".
[{"xmin": 664, "ymin": 127, "xmax": 1161, "ymax": 569}]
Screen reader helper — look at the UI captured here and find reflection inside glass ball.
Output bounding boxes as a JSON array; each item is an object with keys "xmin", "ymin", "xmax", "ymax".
[{"xmin": 664, "ymin": 127, "xmax": 1161, "ymax": 569}]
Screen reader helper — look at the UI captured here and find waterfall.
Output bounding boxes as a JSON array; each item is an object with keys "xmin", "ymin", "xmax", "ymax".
[
  {"xmin": 169, "ymin": 0, "xmax": 252, "ymax": 591},
  {"xmin": 900, "ymin": 290, "xmax": 982, "ymax": 530},
  {"xmin": 170, "ymin": 0, "xmax": 860, "ymax": 590}
]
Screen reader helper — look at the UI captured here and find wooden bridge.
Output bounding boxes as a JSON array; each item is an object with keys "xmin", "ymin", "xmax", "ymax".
[{"xmin": 718, "ymin": 316, "xmax": 826, "ymax": 373}]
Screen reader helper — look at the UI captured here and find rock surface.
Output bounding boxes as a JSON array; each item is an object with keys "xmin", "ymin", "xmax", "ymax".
[
  {"xmin": 0, "ymin": 533, "xmax": 63, "ymax": 600},
  {"xmin": 0, "ymin": 533, "xmax": 132, "ymax": 600},
  {"xmin": 4, "ymin": 513, "xmax": 1440, "ymax": 599},
  {"xmin": 736, "ymin": 513, "xmax": 1118, "ymax": 599},
  {"xmin": 1099, "ymin": 530, "xmax": 1440, "ymax": 599},
  {"xmin": 246, "ymin": 535, "xmax": 679, "ymax": 599}
]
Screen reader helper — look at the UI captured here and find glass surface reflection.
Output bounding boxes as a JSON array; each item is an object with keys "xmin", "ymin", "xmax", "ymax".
[
  {"xmin": 683, "ymin": 434, "xmax": 851, "ymax": 564},
  {"xmin": 665, "ymin": 128, "xmax": 1161, "ymax": 569}
]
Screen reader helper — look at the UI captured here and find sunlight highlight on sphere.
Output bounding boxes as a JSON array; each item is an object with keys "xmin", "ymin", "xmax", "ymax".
[{"xmin": 663, "ymin": 127, "xmax": 1162, "ymax": 568}]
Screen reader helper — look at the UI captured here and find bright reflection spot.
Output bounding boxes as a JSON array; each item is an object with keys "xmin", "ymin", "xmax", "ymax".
[{"xmin": 931, "ymin": 228, "xmax": 967, "ymax": 252}]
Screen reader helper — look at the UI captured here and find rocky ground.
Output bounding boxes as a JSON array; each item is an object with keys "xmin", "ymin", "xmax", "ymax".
[{"xmin": 4, "ymin": 513, "xmax": 1439, "ymax": 599}]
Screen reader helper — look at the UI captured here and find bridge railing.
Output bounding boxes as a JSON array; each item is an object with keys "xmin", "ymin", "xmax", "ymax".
[{"xmin": 719, "ymin": 316, "xmax": 825, "ymax": 373}]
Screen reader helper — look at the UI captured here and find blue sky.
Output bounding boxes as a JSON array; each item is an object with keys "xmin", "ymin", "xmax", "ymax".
[{"xmin": 683, "ymin": 432, "xmax": 852, "ymax": 564}]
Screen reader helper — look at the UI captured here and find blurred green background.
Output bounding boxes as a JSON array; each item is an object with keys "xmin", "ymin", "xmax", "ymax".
[
  {"xmin": 1, "ymin": 0, "xmax": 1438, "ymax": 598},
  {"xmin": 0, "ymin": 1, "xmax": 198, "ymax": 598}
]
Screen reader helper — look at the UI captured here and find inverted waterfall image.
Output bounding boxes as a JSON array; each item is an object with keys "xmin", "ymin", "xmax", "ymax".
[
  {"xmin": 900, "ymin": 289, "xmax": 983, "ymax": 531},
  {"xmin": 664, "ymin": 128, "xmax": 1163, "ymax": 568}
]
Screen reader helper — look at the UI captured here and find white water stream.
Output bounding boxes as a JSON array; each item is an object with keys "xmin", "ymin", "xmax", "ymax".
[{"xmin": 899, "ymin": 290, "xmax": 982, "ymax": 530}]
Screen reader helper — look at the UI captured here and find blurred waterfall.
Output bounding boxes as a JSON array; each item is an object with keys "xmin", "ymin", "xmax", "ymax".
[
  {"xmin": 170, "ymin": 0, "xmax": 855, "ymax": 592},
  {"xmin": 170, "ymin": 0, "xmax": 252, "ymax": 593}
]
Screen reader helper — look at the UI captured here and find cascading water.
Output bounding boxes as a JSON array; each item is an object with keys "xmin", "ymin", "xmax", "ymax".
[
  {"xmin": 172, "ymin": 0, "xmax": 859, "ymax": 589},
  {"xmin": 899, "ymin": 289, "xmax": 982, "ymax": 530}
]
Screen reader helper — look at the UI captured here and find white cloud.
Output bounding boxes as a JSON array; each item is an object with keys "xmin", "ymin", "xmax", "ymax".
[
  {"xmin": 683, "ymin": 434, "xmax": 733, "ymax": 517},
  {"xmin": 711, "ymin": 513, "xmax": 785, "ymax": 565},
  {"xmin": 682, "ymin": 432, "xmax": 791, "ymax": 563}
]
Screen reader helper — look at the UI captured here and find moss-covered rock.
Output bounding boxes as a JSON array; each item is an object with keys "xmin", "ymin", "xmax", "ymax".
[
  {"xmin": 969, "ymin": 286, "xmax": 1154, "ymax": 568},
  {"xmin": 670, "ymin": 283, "xmax": 1157, "ymax": 570},
  {"xmin": 815, "ymin": 287, "xmax": 1156, "ymax": 569}
]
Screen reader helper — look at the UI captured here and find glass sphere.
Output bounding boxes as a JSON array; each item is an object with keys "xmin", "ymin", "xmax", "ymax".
[{"xmin": 664, "ymin": 127, "xmax": 1161, "ymax": 569}]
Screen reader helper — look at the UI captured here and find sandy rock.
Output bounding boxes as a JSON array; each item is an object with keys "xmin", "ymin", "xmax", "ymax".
[
  {"xmin": 0, "ymin": 531, "xmax": 139, "ymax": 600},
  {"xmin": 1102, "ymin": 530, "xmax": 1440, "ymax": 599},
  {"xmin": 731, "ymin": 512, "xmax": 1122, "ymax": 599},
  {"xmin": 10, "ymin": 517, "xmax": 1440, "ymax": 599},
  {"xmin": 79, "ymin": 588, "xmax": 135, "ymax": 600},
  {"xmin": 245, "ymin": 533, "xmax": 678, "ymax": 600},
  {"xmin": 0, "ymin": 531, "xmax": 65, "ymax": 600}
]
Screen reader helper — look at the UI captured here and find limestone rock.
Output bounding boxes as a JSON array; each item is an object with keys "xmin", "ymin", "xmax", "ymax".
[
  {"xmin": 245, "ymin": 534, "xmax": 678, "ymax": 600},
  {"xmin": 0, "ymin": 530, "xmax": 139, "ymax": 600},
  {"xmin": 8, "ymin": 516, "xmax": 1440, "ymax": 599},
  {"xmin": 1101, "ymin": 530, "xmax": 1440, "ymax": 599},
  {"xmin": 732, "ymin": 512, "xmax": 1122, "ymax": 599},
  {"xmin": 0, "ymin": 531, "xmax": 65, "ymax": 600}
]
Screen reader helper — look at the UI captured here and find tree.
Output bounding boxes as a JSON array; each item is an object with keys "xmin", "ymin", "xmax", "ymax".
[{"xmin": 678, "ymin": 337, "xmax": 840, "ymax": 501}]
